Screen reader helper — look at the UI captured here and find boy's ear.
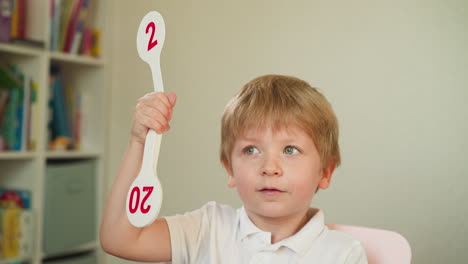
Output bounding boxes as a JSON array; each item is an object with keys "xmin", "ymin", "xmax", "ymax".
[
  {"xmin": 318, "ymin": 159, "xmax": 337, "ymax": 190},
  {"xmin": 222, "ymin": 160, "xmax": 236, "ymax": 188}
]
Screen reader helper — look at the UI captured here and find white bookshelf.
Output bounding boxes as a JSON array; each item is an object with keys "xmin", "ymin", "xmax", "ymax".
[{"xmin": 0, "ymin": 1, "xmax": 110, "ymax": 263}]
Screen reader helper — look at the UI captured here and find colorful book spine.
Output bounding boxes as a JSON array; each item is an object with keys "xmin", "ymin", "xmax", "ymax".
[
  {"xmin": 10, "ymin": 65, "xmax": 24, "ymax": 151},
  {"xmin": 0, "ymin": 0, "xmax": 13, "ymax": 42},
  {"xmin": 63, "ymin": 0, "xmax": 82, "ymax": 53},
  {"xmin": 90, "ymin": 28, "xmax": 101, "ymax": 57},
  {"xmin": 73, "ymin": 91, "xmax": 81, "ymax": 149},
  {"xmin": 16, "ymin": 0, "xmax": 25, "ymax": 39},
  {"xmin": 0, "ymin": 64, "xmax": 37, "ymax": 152},
  {"xmin": 0, "ymin": 188, "xmax": 31, "ymax": 209},
  {"xmin": 58, "ymin": 0, "xmax": 75, "ymax": 51},
  {"xmin": 28, "ymin": 81, "xmax": 38, "ymax": 151},
  {"xmin": 20, "ymin": 75, "xmax": 30, "ymax": 151},
  {"xmin": 80, "ymin": 27, "xmax": 91, "ymax": 55},
  {"xmin": 70, "ymin": 0, "xmax": 88, "ymax": 55},
  {"xmin": 9, "ymin": 0, "xmax": 17, "ymax": 39},
  {"xmin": 3, "ymin": 87, "xmax": 19, "ymax": 149},
  {"xmin": 0, "ymin": 188, "xmax": 33, "ymax": 260},
  {"xmin": 50, "ymin": 0, "xmax": 62, "ymax": 51}
]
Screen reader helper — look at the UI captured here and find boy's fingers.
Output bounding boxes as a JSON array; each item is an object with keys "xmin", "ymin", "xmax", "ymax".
[
  {"xmin": 154, "ymin": 92, "xmax": 172, "ymax": 110},
  {"xmin": 140, "ymin": 99, "xmax": 171, "ymax": 120},
  {"xmin": 167, "ymin": 92, "xmax": 177, "ymax": 106},
  {"xmin": 139, "ymin": 111, "xmax": 167, "ymax": 134}
]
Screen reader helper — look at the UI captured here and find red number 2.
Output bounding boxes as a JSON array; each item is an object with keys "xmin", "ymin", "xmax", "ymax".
[
  {"xmin": 146, "ymin": 22, "xmax": 158, "ymax": 51},
  {"xmin": 129, "ymin": 186, "xmax": 154, "ymax": 214}
]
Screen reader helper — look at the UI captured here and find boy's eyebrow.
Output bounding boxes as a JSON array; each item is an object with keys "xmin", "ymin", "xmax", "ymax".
[
  {"xmin": 237, "ymin": 136, "xmax": 259, "ymax": 142},
  {"xmin": 238, "ymin": 135, "xmax": 300, "ymax": 143}
]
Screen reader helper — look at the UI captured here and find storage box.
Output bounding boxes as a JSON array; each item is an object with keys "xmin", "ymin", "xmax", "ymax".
[{"xmin": 43, "ymin": 160, "xmax": 96, "ymax": 255}]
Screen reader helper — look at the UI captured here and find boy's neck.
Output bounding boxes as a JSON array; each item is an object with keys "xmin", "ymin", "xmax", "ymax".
[{"xmin": 246, "ymin": 207, "xmax": 316, "ymax": 244}]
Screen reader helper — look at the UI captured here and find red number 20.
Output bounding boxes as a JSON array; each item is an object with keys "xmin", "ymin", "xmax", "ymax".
[
  {"xmin": 146, "ymin": 22, "xmax": 158, "ymax": 51},
  {"xmin": 129, "ymin": 186, "xmax": 154, "ymax": 214}
]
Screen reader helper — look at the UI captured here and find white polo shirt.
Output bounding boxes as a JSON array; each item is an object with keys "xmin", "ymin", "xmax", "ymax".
[{"xmin": 164, "ymin": 201, "xmax": 367, "ymax": 264}]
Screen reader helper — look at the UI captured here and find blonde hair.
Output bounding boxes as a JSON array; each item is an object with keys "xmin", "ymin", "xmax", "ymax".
[{"xmin": 220, "ymin": 74, "xmax": 341, "ymax": 171}]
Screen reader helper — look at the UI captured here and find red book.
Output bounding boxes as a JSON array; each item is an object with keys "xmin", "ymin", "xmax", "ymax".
[
  {"xmin": 64, "ymin": 0, "xmax": 83, "ymax": 53},
  {"xmin": 80, "ymin": 27, "xmax": 92, "ymax": 55},
  {"xmin": 17, "ymin": 0, "xmax": 26, "ymax": 39}
]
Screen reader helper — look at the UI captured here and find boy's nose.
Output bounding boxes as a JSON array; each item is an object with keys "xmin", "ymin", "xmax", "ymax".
[{"xmin": 261, "ymin": 156, "xmax": 283, "ymax": 176}]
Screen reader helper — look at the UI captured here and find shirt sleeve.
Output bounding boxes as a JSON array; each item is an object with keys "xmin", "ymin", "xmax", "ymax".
[
  {"xmin": 164, "ymin": 202, "xmax": 213, "ymax": 263},
  {"xmin": 343, "ymin": 241, "xmax": 368, "ymax": 264}
]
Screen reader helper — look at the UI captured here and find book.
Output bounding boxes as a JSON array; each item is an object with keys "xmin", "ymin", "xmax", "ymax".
[
  {"xmin": 2, "ymin": 207, "xmax": 21, "ymax": 258},
  {"xmin": 73, "ymin": 91, "xmax": 81, "ymax": 148},
  {"xmin": 0, "ymin": 188, "xmax": 33, "ymax": 259},
  {"xmin": 16, "ymin": 0, "xmax": 25, "ymax": 39},
  {"xmin": 20, "ymin": 75, "xmax": 30, "ymax": 151},
  {"xmin": 50, "ymin": 0, "xmax": 62, "ymax": 51},
  {"xmin": 0, "ymin": 0, "xmax": 13, "ymax": 42},
  {"xmin": 80, "ymin": 27, "xmax": 92, "ymax": 55},
  {"xmin": 28, "ymin": 80, "xmax": 38, "ymax": 150},
  {"xmin": 90, "ymin": 28, "xmax": 101, "ymax": 57},
  {"xmin": 0, "ymin": 208, "xmax": 33, "ymax": 259},
  {"xmin": 70, "ymin": 0, "xmax": 89, "ymax": 55},
  {"xmin": 9, "ymin": 0, "xmax": 17, "ymax": 39},
  {"xmin": 1, "ymin": 87, "xmax": 19, "ymax": 149},
  {"xmin": 18, "ymin": 209, "xmax": 33, "ymax": 258},
  {"xmin": 0, "ymin": 188, "xmax": 31, "ymax": 209},
  {"xmin": 58, "ymin": 0, "xmax": 76, "ymax": 51},
  {"xmin": 9, "ymin": 65, "xmax": 25, "ymax": 151},
  {"xmin": 0, "ymin": 63, "xmax": 21, "ymax": 89},
  {"xmin": 0, "ymin": 88, "xmax": 8, "ymax": 126},
  {"xmin": 63, "ymin": 0, "xmax": 83, "ymax": 53}
]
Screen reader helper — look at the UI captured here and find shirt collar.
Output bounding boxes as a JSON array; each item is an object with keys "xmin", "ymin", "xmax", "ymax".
[{"xmin": 238, "ymin": 206, "xmax": 326, "ymax": 256}]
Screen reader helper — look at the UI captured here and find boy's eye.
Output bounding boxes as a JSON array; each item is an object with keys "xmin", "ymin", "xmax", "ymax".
[
  {"xmin": 284, "ymin": 146, "xmax": 300, "ymax": 155},
  {"xmin": 243, "ymin": 146, "xmax": 259, "ymax": 155}
]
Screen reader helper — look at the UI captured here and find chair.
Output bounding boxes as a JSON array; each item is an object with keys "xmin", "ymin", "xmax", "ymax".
[{"xmin": 326, "ymin": 224, "xmax": 412, "ymax": 264}]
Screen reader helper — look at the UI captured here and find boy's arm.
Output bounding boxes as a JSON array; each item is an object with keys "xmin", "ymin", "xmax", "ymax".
[
  {"xmin": 99, "ymin": 139, "xmax": 171, "ymax": 262},
  {"xmin": 100, "ymin": 92, "xmax": 176, "ymax": 262}
]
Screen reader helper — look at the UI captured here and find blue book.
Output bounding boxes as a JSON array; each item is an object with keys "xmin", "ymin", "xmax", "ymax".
[
  {"xmin": 52, "ymin": 77, "xmax": 71, "ymax": 139},
  {"xmin": 13, "ymin": 74, "xmax": 25, "ymax": 151}
]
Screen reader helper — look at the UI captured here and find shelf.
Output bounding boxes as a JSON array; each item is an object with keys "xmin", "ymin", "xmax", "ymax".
[
  {"xmin": 0, "ymin": 42, "xmax": 43, "ymax": 57},
  {"xmin": 0, "ymin": 151, "xmax": 37, "ymax": 160},
  {"xmin": 0, "ymin": 0, "xmax": 109, "ymax": 263},
  {"xmin": 46, "ymin": 150, "xmax": 103, "ymax": 159},
  {"xmin": 49, "ymin": 51, "xmax": 105, "ymax": 66}
]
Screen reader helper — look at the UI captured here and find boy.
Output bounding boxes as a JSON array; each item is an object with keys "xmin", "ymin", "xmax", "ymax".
[{"xmin": 100, "ymin": 74, "xmax": 368, "ymax": 263}]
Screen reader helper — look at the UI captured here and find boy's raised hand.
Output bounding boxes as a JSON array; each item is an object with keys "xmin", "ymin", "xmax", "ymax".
[
  {"xmin": 131, "ymin": 91, "xmax": 177, "ymax": 145},
  {"xmin": 100, "ymin": 91, "xmax": 176, "ymax": 262}
]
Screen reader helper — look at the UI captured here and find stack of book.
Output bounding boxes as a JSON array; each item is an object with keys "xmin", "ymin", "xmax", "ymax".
[
  {"xmin": 50, "ymin": 0, "xmax": 101, "ymax": 57},
  {"xmin": 48, "ymin": 64, "xmax": 82, "ymax": 151},
  {"xmin": 0, "ymin": 63, "xmax": 39, "ymax": 152},
  {"xmin": 0, "ymin": 188, "xmax": 34, "ymax": 261},
  {"xmin": 0, "ymin": 0, "xmax": 45, "ymax": 47}
]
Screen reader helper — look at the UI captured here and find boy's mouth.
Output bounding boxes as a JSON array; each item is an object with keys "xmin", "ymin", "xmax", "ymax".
[{"xmin": 258, "ymin": 187, "xmax": 285, "ymax": 194}]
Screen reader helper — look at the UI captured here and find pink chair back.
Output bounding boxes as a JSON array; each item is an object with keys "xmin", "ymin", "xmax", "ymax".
[{"xmin": 326, "ymin": 224, "xmax": 412, "ymax": 264}]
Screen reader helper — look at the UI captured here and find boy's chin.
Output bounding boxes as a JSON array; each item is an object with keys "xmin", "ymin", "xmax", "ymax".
[{"xmin": 246, "ymin": 203, "xmax": 310, "ymax": 219}]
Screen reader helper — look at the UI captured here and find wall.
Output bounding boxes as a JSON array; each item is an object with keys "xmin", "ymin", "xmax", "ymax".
[{"xmin": 106, "ymin": 0, "xmax": 468, "ymax": 263}]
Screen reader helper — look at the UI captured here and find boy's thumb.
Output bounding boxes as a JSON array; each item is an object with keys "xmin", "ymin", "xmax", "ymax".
[{"xmin": 167, "ymin": 92, "xmax": 177, "ymax": 106}]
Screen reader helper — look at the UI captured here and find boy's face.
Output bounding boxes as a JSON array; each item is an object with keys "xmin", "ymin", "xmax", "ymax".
[{"xmin": 223, "ymin": 124, "xmax": 335, "ymax": 221}]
